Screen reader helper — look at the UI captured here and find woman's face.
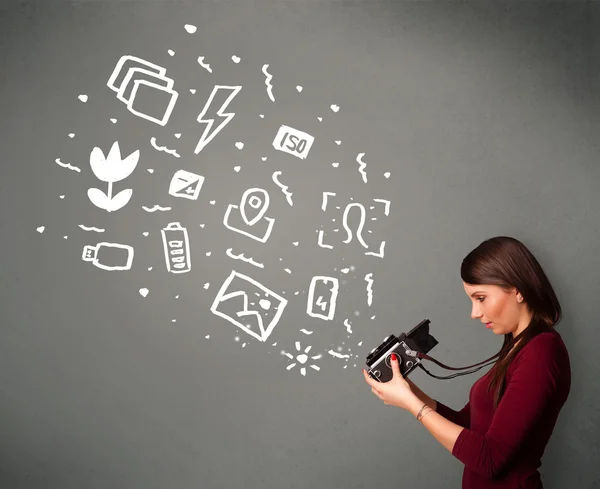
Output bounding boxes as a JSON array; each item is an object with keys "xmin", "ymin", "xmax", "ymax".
[{"xmin": 462, "ymin": 282, "xmax": 532, "ymax": 338}]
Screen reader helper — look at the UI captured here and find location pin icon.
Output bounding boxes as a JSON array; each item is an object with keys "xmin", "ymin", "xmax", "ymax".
[{"xmin": 240, "ymin": 188, "xmax": 270, "ymax": 226}]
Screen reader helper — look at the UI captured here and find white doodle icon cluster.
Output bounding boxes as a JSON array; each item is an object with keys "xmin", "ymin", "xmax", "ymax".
[{"xmin": 51, "ymin": 29, "xmax": 392, "ymax": 377}]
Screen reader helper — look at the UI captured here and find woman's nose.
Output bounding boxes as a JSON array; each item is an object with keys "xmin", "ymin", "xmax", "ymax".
[{"xmin": 471, "ymin": 306, "xmax": 482, "ymax": 319}]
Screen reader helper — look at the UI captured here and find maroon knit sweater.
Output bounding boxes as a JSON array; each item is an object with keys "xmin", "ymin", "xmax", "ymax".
[{"xmin": 434, "ymin": 330, "xmax": 571, "ymax": 489}]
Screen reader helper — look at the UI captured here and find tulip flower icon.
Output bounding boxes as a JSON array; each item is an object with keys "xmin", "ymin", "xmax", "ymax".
[{"xmin": 87, "ymin": 141, "xmax": 140, "ymax": 212}]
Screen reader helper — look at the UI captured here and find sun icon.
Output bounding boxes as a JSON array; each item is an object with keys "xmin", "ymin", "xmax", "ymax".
[{"xmin": 285, "ymin": 341, "xmax": 322, "ymax": 376}]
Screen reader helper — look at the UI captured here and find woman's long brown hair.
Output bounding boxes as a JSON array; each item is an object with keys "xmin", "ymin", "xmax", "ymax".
[{"xmin": 461, "ymin": 236, "xmax": 562, "ymax": 409}]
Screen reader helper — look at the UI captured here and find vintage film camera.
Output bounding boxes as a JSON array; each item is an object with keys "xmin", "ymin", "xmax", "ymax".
[{"xmin": 365, "ymin": 319, "xmax": 439, "ymax": 382}]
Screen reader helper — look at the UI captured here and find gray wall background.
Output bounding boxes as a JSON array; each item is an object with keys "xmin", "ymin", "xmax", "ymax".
[{"xmin": 1, "ymin": 1, "xmax": 599, "ymax": 488}]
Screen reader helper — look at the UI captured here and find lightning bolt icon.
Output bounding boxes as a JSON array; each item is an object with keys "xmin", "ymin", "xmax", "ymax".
[
  {"xmin": 194, "ymin": 85, "xmax": 242, "ymax": 154},
  {"xmin": 315, "ymin": 295, "xmax": 328, "ymax": 312}
]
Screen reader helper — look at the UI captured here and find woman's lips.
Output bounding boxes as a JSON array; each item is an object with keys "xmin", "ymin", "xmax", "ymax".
[{"xmin": 486, "ymin": 322, "xmax": 493, "ymax": 328}]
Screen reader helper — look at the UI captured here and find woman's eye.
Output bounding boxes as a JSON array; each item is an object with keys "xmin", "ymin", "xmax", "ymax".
[{"xmin": 477, "ymin": 297, "xmax": 485, "ymax": 302}]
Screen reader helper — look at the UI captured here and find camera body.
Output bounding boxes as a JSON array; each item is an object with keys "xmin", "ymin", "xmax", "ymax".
[{"xmin": 365, "ymin": 319, "xmax": 439, "ymax": 382}]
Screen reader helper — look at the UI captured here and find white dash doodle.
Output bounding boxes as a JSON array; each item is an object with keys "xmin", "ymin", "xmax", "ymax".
[
  {"xmin": 195, "ymin": 85, "xmax": 242, "ymax": 153},
  {"xmin": 356, "ymin": 153, "xmax": 368, "ymax": 183},
  {"xmin": 142, "ymin": 205, "xmax": 171, "ymax": 212},
  {"xmin": 150, "ymin": 137, "xmax": 180, "ymax": 158},
  {"xmin": 364, "ymin": 273, "xmax": 374, "ymax": 306},
  {"xmin": 55, "ymin": 158, "xmax": 81, "ymax": 173},
  {"xmin": 197, "ymin": 56, "xmax": 213, "ymax": 73},
  {"xmin": 343, "ymin": 319, "xmax": 353, "ymax": 334},
  {"xmin": 78, "ymin": 225, "xmax": 105, "ymax": 233},
  {"xmin": 225, "ymin": 248, "xmax": 264, "ymax": 268},
  {"xmin": 328, "ymin": 350, "xmax": 350, "ymax": 359},
  {"xmin": 299, "ymin": 329, "xmax": 313, "ymax": 335},
  {"xmin": 272, "ymin": 171, "xmax": 293, "ymax": 206},
  {"xmin": 261, "ymin": 64, "xmax": 275, "ymax": 102}
]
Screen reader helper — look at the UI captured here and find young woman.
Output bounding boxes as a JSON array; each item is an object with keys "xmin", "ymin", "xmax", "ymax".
[{"xmin": 363, "ymin": 236, "xmax": 571, "ymax": 489}]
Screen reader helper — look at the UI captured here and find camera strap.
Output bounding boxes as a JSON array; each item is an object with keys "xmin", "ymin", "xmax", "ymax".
[{"xmin": 413, "ymin": 351, "xmax": 501, "ymax": 379}]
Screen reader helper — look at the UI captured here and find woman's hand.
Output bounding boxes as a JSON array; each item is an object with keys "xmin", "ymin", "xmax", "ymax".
[{"xmin": 362, "ymin": 353, "xmax": 420, "ymax": 411}]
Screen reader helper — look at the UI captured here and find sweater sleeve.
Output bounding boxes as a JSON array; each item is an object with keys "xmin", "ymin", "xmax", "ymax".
[
  {"xmin": 434, "ymin": 399, "xmax": 471, "ymax": 429},
  {"xmin": 450, "ymin": 335, "xmax": 563, "ymax": 479}
]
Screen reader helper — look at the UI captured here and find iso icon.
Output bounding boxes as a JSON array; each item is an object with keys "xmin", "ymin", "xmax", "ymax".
[{"xmin": 272, "ymin": 125, "xmax": 315, "ymax": 160}]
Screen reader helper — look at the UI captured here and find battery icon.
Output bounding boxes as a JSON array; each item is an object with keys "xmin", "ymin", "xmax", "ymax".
[{"xmin": 161, "ymin": 222, "xmax": 191, "ymax": 274}]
